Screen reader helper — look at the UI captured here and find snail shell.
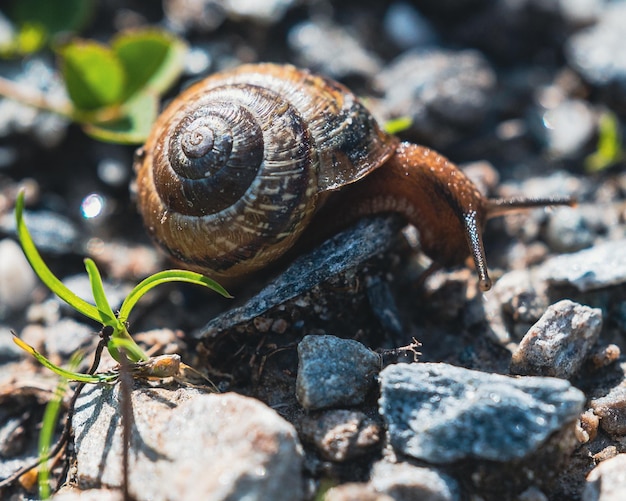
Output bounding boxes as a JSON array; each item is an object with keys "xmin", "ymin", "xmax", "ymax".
[{"xmin": 135, "ymin": 63, "xmax": 398, "ymax": 280}]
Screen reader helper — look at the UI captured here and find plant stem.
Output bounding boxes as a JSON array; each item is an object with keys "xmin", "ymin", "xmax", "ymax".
[{"xmin": 0, "ymin": 75, "xmax": 73, "ymax": 117}]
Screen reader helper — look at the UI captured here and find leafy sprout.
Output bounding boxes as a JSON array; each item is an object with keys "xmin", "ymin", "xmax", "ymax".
[
  {"xmin": 13, "ymin": 190, "xmax": 231, "ymax": 382},
  {"xmin": 0, "ymin": 27, "xmax": 187, "ymax": 144}
]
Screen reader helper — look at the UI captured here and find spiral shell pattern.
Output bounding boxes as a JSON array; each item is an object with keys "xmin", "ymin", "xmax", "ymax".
[{"xmin": 135, "ymin": 63, "xmax": 397, "ymax": 279}]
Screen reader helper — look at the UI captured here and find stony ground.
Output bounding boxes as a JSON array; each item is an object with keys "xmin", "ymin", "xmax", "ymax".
[{"xmin": 1, "ymin": 1, "xmax": 626, "ymax": 500}]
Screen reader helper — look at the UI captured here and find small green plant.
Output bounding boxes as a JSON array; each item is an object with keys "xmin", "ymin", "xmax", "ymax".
[
  {"xmin": 0, "ymin": 26, "xmax": 187, "ymax": 144},
  {"xmin": 585, "ymin": 111, "xmax": 624, "ymax": 173},
  {"xmin": 383, "ymin": 115, "xmax": 413, "ymax": 135},
  {"xmin": 12, "ymin": 189, "xmax": 230, "ymax": 382}
]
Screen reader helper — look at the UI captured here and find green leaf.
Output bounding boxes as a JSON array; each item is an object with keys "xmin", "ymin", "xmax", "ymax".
[
  {"xmin": 82, "ymin": 91, "xmax": 158, "ymax": 144},
  {"xmin": 112, "ymin": 28, "xmax": 188, "ymax": 101},
  {"xmin": 585, "ymin": 111, "xmax": 624, "ymax": 173},
  {"xmin": 58, "ymin": 40, "xmax": 125, "ymax": 110},
  {"xmin": 383, "ymin": 116, "xmax": 413, "ymax": 135},
  {"xmin": 11, "ymin": 0, "xmax": 93, "ymax": 38},
  {"xmin": 118, "ymin": 270, "xmax": 231, "ymax": 324},
  {"xmin": 14, "ymin": 191, "xmax": 101, "ymax": 323},
  {"xmin": 108, "ymin": 336, "xmax": 150, "ymax": 363},
  {"xmin": 84, "ymin": 258, "xmax": 119, "ymax": 327},
  {"xmin": 13, "ymin": 335, "xmax": 117, "ymax": 383}
]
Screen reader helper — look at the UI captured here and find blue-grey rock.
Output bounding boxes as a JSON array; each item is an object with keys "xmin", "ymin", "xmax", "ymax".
[
  {"xmin": 194, "ymin": 217, "xmax": 401, "ymax": 339},
  {"xmin": 540, "ymin": 239, "xmax": 626, "ymax": 292},
  {"xmin": 566, "ymin": 2, "xmax": 626, "ymax": 107},
  {"xmin": 370, "ymin": 460, "xmax": 460, "ymax": 501},
  {"xmin": 544, "ymin": 206, "xmax": 595, "ymax": 253},
  {"xmin": 375, "ymin": 49, "xmax": 496, "ymax": 148},
  {"xmin": 379, "ymin": 363, "xmax": 585, "ymax": 463},
  {"xmin": 72, "ymin": 386, "xmax": 304, "ymax": 501},
  {"xmin": 510, "ymin": 300, "xmax": 603, "ymax": 379},
  {"xmin": 296, "ymin": 335, "xmax": 380, "ymax": 410}
]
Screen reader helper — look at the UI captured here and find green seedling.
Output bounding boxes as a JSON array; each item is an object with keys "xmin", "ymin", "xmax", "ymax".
[
  {"xmin": 383, "ymin": 115, "xmax": 413, "ymax": 135},
  {"xmin": 585, "ymin": 111, "xmax": 624, "ymax": 173},
  {"xmin": 0, "ymin": 26, "xmax": 187, "ymax": 144},
  {"xmin": 13, "ymin": 189, "xmax": 231, "ymax": 382}
]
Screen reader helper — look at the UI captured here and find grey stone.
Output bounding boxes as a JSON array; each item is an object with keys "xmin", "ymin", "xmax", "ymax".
[
  {"xmin": 0, "ymin": 238, "xmax": 37, "ymax": 319},
  {"xmin": 299, "ymin": 409, "xmax": 381, "ymax": 461},
  {"xmin": 369, "ymin": 460, "xmax": 460, "ymax": 501},
  {"xmin": 324, "ymin": 483, "xmax": 393, "ymax": 501},
  {"xmin": 379, "ymin": 362, "xmax": 585, "ymax": 463},
  {"xmin": 566, "ymin": 2, "xmax": 626, "ymax": 108},
  {"xmin": 536, "ymin": 99, "xmax": 595, "ymax": 159},
  {"xmin": 544, "ymin": 206, "xmax": 595, "ymax": 253},
  {"xmin": 510, "ymin": 299, "xmax": 603, "ymax": 379},
  {"xmin": 296, "ymin": 335, "xmax": 380, "ymax": 410},
  {"xmin": 73, "ymin": 386, "xmax": 304, "ymax": 501},
  {"xmin": 540, "ymin": 239, "xmax": 626, "ymax": 291},
  {"xmin": 375, "ymin": 48, "xmax": 496, "ymax": 148},
  {"xmin": 583, "ymin": 454, "xmax": 626, "ymax": 501},
  {"xmin": 590, "ymin": 378, "xmax": 626, "ymax": 436},
  {"xmin": 194, "ymin": 217, "xmax": 401, "ymax": 340},
  {"xmin": 288, "ymin": 19, "xmax": 382, "ymax": 79}
]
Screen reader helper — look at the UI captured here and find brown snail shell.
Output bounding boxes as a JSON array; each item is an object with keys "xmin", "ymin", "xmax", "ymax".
[{"xmin": 135, "ymin": 63, "xmax": 573, "ymax": 291}]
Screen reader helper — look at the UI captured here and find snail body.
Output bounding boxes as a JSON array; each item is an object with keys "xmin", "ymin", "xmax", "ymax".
[{"xmin": 135, "ymin": 63, "xmax": 572, "ymax": 291}]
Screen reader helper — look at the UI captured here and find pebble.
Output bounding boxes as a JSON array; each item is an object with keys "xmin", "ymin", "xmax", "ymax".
[
  {"xmin": 369, "ymin": 461, "xmax": 460, "ymax": 501},
  {"xmin": 0, "ymin": 238, "xmax": 37, "ymax": 319},
  {"xmin": 583, "ymin": 453, "xmax": 626, "ymax": 501},
  {"xmin": 540, "ymin": 239, "xmax": 626, "ymax": 292},
  {"xmin": 323, "ymin": 483, "xmax": 393, "ymax": 501},
  {"xmin": 288, "ymin": 19, "xmax": 382, "ymax": 79},
  {"xmin": 378, "ymin": 362, "xmax": 585, "ymax": 463},
  {"xmin": 566, "ymin": 2, "xmax": 626, "ymax": 110},
  {"xmin": 375, "ymin": 48, "xmax": 496, "ymax": 148},
  {"xmin": 590, "ymin": 376, "xmax": 626, "ymax": 436},
  {"xmin": 194, "ymin": 217, "xmax": 401, "ymax": 339},
  {"xmin": 536, "ymin": 99, "xmax": 596, "ymax": 159},
  {"xmin": 72, "ymin": 386, "xmax": 304, "ymax": 501},
  {"xmin": 296, "ymin": 335, "xmax": 380, "ymax": 411},
  {"xmin": 0, "ymin": 208, "xmax": 80, "ymax": 255},
  {"xmin": 543, "ymin": 206, "xmax": 595, "ymax": 253},
  {"xmin": 383, "ymin": 2, "xmax": 439, "ymax": 50},
  {"xmin": 510, "ymin": 299, "xmax": 603, "ymax": 379},
  {"xmin": 298, "ymin": 409, "xmax": 381, "ymax": 462}
]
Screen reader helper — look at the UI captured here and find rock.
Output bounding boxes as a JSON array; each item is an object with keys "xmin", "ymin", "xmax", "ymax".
[
  {"xmin": 382, "ymin": 2, "xmax": 438, "ymax": 50},
  {"xmin": 543, "ymin": 206, "xmax": 595, "ymax": 253},
  {"xmin": 590, "ymin": 378, "xmax": 626, "ymax": 436},
  {"xmin": 72, "ymin": 386, "xmax": 304, "ymax": 501},
  {"xmin": 583, "ymin": 454, "xmax": 626, "ymax": 501},
  {"xmin": 540, "ymin": 239, "xmax": 626, "ymax": 292},
  {"xmin": 0, "ymin": 238, "xmax": 37, "ymax": 319},
  {"xmin": 566, "ymin": 2, "xmax": 626, "ymax": 111},
  {"xmin": 296, "ymin": 335, "xmax": 380, "ymax": 411},
  {"xmin": 510, "ymin": 299, "xmax": 603, "ymax": 379},
  {"xmin": 324, "ymin": 483, "xmax": 393, "ymax": 501},
  {"xmin": 370, "ymin": 461, "xmax": 460, "ymax": 501},
  {"xmin": 378, "ymin": 362, "xmax": 585, "ymax": 463},
  {"xmin": 52, "ymin": 487, "xmax": 121, "ymax": 501},
  {"xmin": 288, "ymin": 19, "xmax": 382, "ymax": 79},
  {"xmin": 375, "ymin": 48, "xmax": 496, "ymax": 148},
  {"xmin": 194, "ymin": 217, "xmax": 401, "ymax": 340},
  {"xmin": 298, "ymin": 409, "xmax": 381, "ymax": 461}
]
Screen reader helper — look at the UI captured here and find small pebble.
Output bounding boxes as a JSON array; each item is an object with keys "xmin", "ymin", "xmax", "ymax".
[
  {"xmin": 296, "ymin": 335, "xmax": 380, "ymax": 410},
  {"xmin": 544, "ymin": 207, "xmax": 595, "ymax": 253},
  {"xmin": 590, "ymin": 379, "xmax": 626, "ymax": 436},
  {"xmin": 510, "ymin": 299, "xmax": 603, "ymax": 379},
  {"xmin": 576, "ymin": 409, "xmax": 600, "ymax": 444},
  {"xmin": 540, "ymin": 239, "xmax": 626, "ymax": 292},
  {"xmin": 379, "ymin": 362, "xmax": 585, "ymax": 463},
  {"xmin": 324, "ymin": 483, "xmax": 393, "ymax": 501},
  {"xmin": 299, "ymin": 409, "xmax": 380, "ymax": 462},
  {"xmin": 0, "ymin": 238, "xmax": 37, "ymax": 319},
  {"xmin": 369, "ymin": 460, "xmax": 460, "ymax": 501},
  {"xmin": 583, "ymin": 453, "xmax": 626, "ymax": 501}
]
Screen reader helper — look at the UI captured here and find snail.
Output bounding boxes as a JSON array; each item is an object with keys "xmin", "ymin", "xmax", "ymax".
[{"xmin": 134, "ymin": 63, "xmax": 573, "ymax": 292}]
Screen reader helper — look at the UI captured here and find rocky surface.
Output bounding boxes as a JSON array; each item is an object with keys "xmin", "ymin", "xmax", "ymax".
[{"xmin": 1, "ymin": 1, "xmax": 626, "ymax": 500}]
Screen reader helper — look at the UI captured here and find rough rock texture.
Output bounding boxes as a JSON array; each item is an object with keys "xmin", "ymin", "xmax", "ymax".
[
  {"xmin": 379, "ymin": 363, "xmax": 585, "ymax": 463},
  {"xmin": 296, "ymin": 334, "xmax": 380, "ymax": 410},
  {"xmin": 369, "ymin": 460, "xmax": 460, "ymax": 501},
  {"xmin": 540, "ymin": 239, "xmax": 626, "ymax": 292},
  {"xmin": 72, "ymin": 385, "xmax": 304, "ymax": 501},
  {"xmin": 510, "ymin": 299, "xmax": 603, "ymax": 378},
  {"xmin": 583, "ymin": 454, "xmax": 626, "ymax": 501}
]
